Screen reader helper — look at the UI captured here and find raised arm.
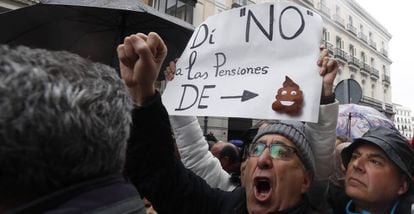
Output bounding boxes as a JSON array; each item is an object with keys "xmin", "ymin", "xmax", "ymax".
[
  {"xmin": 119, "ymin": 33, "xmax": 239, "ymax": 213},
  {"xmin": 166, "ymin": 59, "xmax": 236, "ymax": 191},
  {"xmin": 308, "ymin": 45, "xmax": 339, "ymax": 181},
  {"xmin": 305, "ymin": 45, "xmax": 339, "ymax": 209},
  {"xmin": 170, "ymin": 115, "xmax": 236, "ymax": 191}
]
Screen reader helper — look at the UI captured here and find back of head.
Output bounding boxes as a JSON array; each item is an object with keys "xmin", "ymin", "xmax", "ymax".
[
  {"xmin": 0, "ymin": 45, "xmax": 133, "ymax": 203},
  {"xmin": 220, "ymin": 143, "xmax": 241, "ymax": 166}
]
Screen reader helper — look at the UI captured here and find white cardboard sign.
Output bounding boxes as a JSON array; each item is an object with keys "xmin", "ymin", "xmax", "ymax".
[{"xmin": 162, "ymin": 1, "xmax": 323, "ymax": 122}]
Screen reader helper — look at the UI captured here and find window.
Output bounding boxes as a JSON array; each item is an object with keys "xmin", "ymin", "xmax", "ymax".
[
  {"xmin": 349, "ymin": 16, "xmax": 353, "ymax": 25},
  {"xmin": 361, "ymin": 79, "xmax": 365, "ymax": 95},
  {"xmin": 361, "ymin": 52, "xmax": 366, "ymax": 63},
  {"xmin": 336, "ymin": 36, "xmax": 343, "ymax": 49},
  {"xmin": 370, "ymin": 57, "xmax": 375, "ymax": 68},
  {"xmin": 323, "ymin": 28, "xmax": 330, "ymax": 41},
  {"xmin": 153, "ymin": 0, "xmax": 195, "ymax": 24},
  {"xmin": 349, "ymin": 44, "xmax": 355, "ymax": 56},
  {"xmin": 371, "ymin": 84, "xmax": 375, "ymax": 98}
]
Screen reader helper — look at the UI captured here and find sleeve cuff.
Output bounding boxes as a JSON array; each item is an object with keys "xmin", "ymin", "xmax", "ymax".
[{"xmin": 320, "ymin": 93, "xmax": 335, "ymax": 105}]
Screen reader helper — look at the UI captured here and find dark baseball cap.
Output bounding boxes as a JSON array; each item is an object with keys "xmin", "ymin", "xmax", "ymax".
[{"xmin": 341, "ymin": 126, "xmax": 414, "ymax": 178}]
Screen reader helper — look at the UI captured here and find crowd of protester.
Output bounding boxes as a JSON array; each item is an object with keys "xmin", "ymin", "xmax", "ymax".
[{"xmin": 1, "ymin": 31, "xmax": 414, "ymax": 214}]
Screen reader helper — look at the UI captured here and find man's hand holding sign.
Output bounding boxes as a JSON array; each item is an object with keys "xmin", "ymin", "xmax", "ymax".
[{"xmin": 162, "ymin": 1, "xmax": 336, "ymax": 122}]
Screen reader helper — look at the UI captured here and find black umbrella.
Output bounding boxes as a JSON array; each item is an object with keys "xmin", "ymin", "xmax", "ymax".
[{"xmin": 0, "ymin": 0, "xmax": 194, "ymax": 79}]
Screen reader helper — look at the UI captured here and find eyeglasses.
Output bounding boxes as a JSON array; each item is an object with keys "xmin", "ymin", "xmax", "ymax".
[{"xmin": 248, "ymin": 141, "xmax": 297, "ymax": 160}]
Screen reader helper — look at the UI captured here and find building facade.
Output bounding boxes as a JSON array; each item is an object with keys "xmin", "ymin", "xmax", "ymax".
[
  {"xmin": 412, "ymin": 116, "xmax": 414, "ymax": 141},
  {"xmin": 393, "ymin": 104, "xmax": 413, "ymax": 140},
  {"xmin": 303, "ymin": 0, "xmax": 394, "ymax": 118},
  {"xmin": 1, "ymin": 0, "xmax": 394, "ymax": 141}
]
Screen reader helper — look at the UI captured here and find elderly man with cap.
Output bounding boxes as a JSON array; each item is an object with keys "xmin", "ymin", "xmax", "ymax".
[
  {"xmin": 120, "ymin": 32, "xmax": 338, "ymax": 213},
  {"xmin": 339, "ymin": 126, "xmax": 414, "ymax": 213}
]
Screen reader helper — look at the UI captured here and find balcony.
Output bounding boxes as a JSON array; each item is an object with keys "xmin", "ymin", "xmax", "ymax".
[
  {"xmin": 360, "ymin": 96, "xmax": 383, "ymax": 111},
  {"xmin": 348, "ymin": 56, "xmax": 360, "ymax": 69},
  {"xmin": 232, "ymin": 0, "xmax": 247, "ymax": 7},
  {"xmin": 346, "ymin": 24, "xmax": 357, "ymax": 36},
  {"xmin": 318, "ymin": 3, "xmax": 331, "ymax": 17},
  {"xmin": 370, "ymin": 68, "xmax": 379, "ymax": 79},
  {"xmin": 362, "ymin": 99, "xmax": 394, "ymax": 117},
  {"xmin": 381, "ymin": 48, "xmax": 388, "ymax": 57},
  {"xmin": 385, "ymin": 103, "xmax": 394, "ymax": 115},
  {"xmin": 369, "ymin": 40, "xmax": 377, "ymax": 50},
  {"xmin": 360, "ymin": 62, "xmax": 371, "ymax": 75},
  {"xmin": 383, "ymin": 74, "xmax": 390, "ymax": 85},
  {"xmin": 303, "ymin": 0, "xmax": 313, "ymax": 5},
  {"xmin": 360, "ymin": 97, "xmax": 394, "ymax": 117},
  {"xmin": 322, "ymin": 40, "xmax": 334, "ymax": 55},
  {"xmin": 358, "ymin": 32, "xmax": 368, "ymax": 43},
  {"xmin": 232, "ymin": 0, "xmax": 254, "ymax": 7},
  {"xmin": 334, "ymin": 48, "xmax": 348, "ymax": 63},
  {"xmin": 333, "ymin": 14, "xmax": 345, "ymax": 28}
]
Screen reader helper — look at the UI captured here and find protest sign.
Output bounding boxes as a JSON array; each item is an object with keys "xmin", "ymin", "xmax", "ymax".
[{"xmin": 162, "ymin": 1, "xmax": 322, "ymax": 122}]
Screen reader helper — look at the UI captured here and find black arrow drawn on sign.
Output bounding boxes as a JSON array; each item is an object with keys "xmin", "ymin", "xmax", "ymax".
[{"xmin": 220, "ymin": 90, "xmax": 259, "ymax": 102}]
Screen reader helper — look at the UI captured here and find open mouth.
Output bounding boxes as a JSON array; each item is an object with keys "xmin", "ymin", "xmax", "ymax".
[
  {"xmin": 280, "ymin": 101, "xmax": 294, "ymax": 106},
  {"xmin": 254, "ymin": 178, "xmax": 272, "ymax": 202}
]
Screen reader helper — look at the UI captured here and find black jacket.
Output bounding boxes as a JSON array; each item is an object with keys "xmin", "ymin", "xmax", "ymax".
[
  {"xmin": 125, "ymin": 92, "xmax": 319, "ymax": 214},
  {"xmin": 8, "ymin": 175, "xmax": 145, "ymax": 214},
  {"xmin": 327, "ymin": 182, "xmax": 414, "ymax": 213}
]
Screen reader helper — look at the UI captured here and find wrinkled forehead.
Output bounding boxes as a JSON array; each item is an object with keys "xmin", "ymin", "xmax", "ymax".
[
  {"xmin": 256, "ymin": 134, "xmax": 296, "ymax": 148},
  {"xmin": 353, "ymin": 142, "xmax": 389, "ymax": 159}
]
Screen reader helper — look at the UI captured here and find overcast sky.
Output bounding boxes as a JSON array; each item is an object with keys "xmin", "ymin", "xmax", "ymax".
[{"xmin": 355, "ymin": 0, "xmax": 414, "ymax": 112}]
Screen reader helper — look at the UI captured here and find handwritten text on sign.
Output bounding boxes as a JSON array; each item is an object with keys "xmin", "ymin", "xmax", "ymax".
[{"xmin": 162, "ymin": 2, "xmax": 323, "ymax": 122}]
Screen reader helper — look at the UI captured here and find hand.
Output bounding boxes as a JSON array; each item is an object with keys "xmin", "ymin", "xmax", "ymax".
[
  {"xmin": 317, "ymin": 45, "xmax": 338, "ymax": 97},
  {"xmin": 164, "ymin": 58, "xmax": 178, "ymax": 82},
  {"xmin": 117, "ymin": 32, "xmax": 167, "ymax": 105}
]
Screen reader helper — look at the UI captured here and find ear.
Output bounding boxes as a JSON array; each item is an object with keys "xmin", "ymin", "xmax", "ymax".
[
  {"xmin": 220, "ymin": 156, "xmax": 230, "ymax": 169},
  {"xmin": 301, "ymin": 170, "xmax": 313, "ymax": 193},
  {"xmin": 397, "ymin": 176, "xmax": 410, "ymax": 196}
]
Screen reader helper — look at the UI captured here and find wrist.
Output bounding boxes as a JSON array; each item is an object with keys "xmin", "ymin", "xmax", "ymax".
[
  {"xmin": 320, "ymin": 93, "xmax": 335, "ymax": 105},
  {"xmin": 128, "ymin": 85, "xmax": 156, "ymax": 106},
  {"xmin": 322, "ymin": 85, "xmax": 333, "ymax": 96}
]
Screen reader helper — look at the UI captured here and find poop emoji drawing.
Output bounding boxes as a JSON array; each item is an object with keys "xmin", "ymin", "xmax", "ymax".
[{"xmin": 272, "ymin": 76, "xmax": 304, "ymax": 116}]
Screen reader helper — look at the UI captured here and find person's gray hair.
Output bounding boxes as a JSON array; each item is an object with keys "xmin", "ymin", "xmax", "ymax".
[{"xmin": 0, "ymin": 45, "xmax": 133, "ymax": 200}]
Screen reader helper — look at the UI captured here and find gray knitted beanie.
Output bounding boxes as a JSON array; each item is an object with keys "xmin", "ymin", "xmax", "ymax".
[{"xmin": 252, "ymin": 121, "xmax": 315, "ymax": 175}]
